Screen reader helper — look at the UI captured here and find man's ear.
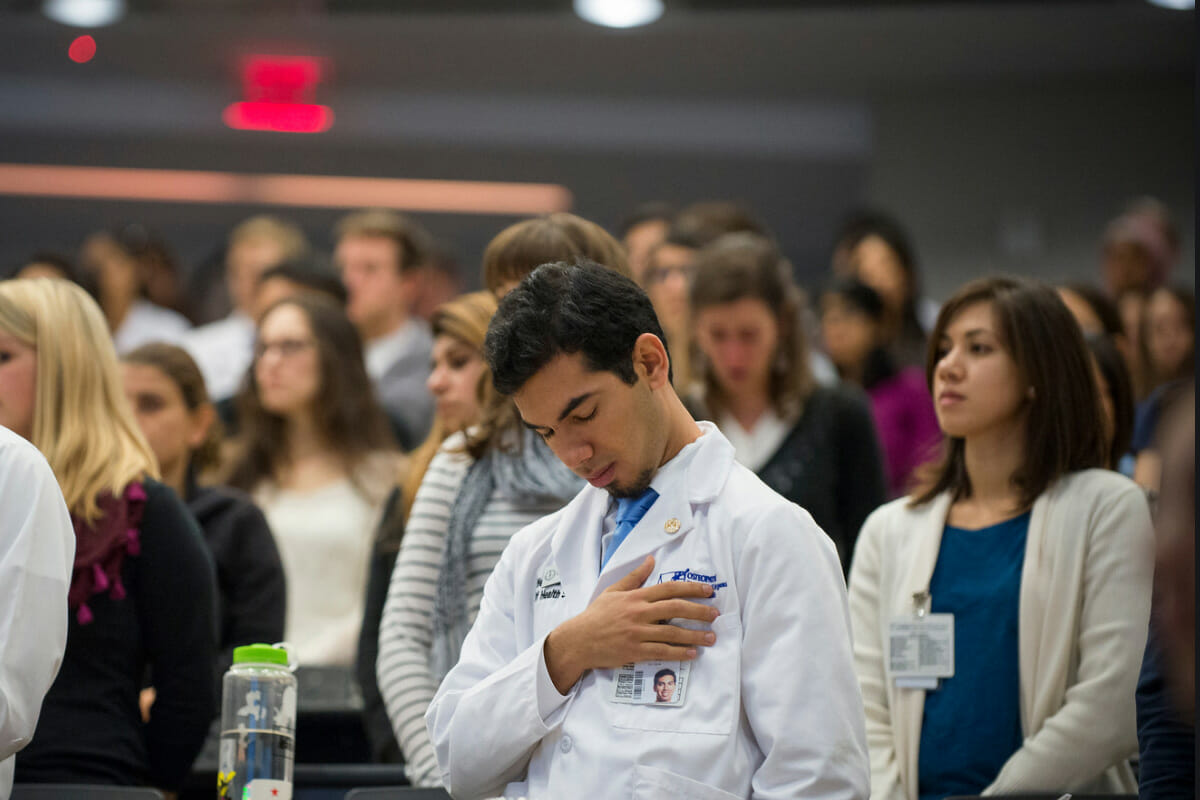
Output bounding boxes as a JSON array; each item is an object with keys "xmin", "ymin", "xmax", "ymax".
[{"xmin": 632, "ymin": 332, "xmax": 671, "ymax": 390}]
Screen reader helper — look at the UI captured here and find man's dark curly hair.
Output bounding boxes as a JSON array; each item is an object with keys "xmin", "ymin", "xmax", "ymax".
[{"xmin": 485, "ymin": 260, "xmax": 672, "ymax": 396}]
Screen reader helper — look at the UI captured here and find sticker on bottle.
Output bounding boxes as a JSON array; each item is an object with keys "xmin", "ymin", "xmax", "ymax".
[
  {"xmin": 245, "ymin": 778, "xmax": 292, "ymax": 799},
  {"xmin": 610, "ymin": 660, "xmax": 690, "ymax": 706}
]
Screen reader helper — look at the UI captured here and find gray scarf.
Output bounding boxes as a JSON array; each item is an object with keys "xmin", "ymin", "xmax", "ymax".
[{"xmin": 430, "ymin": 428, "xmax": 583, "ymax": 681}]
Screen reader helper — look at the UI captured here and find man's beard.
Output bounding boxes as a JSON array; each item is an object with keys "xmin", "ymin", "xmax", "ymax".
[{"xmin": 606, "ymin": 467, "xmax": 655, "ymax": 499}]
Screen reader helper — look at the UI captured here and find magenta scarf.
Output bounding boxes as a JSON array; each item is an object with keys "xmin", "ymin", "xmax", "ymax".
[{"xmin": 68, "ymin": 481, "xmax": 146, "ymax": 625}]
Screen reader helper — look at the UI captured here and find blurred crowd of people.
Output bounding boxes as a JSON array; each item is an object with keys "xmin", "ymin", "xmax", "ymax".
[{"xmin": 0, "ymin": 194, "xmax": 1193, "ymax": 799}]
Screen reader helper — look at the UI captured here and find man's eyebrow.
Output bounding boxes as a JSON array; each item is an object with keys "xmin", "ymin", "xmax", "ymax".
[
  {"xmin": 517, "ymin": 391, "xmax": 596, "ymax": 432},
  {"xmin": 557, "ymin": 392, "xmax": 594, "ymax": 422}
]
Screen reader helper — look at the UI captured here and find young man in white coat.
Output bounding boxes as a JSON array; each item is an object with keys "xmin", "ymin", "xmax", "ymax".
[{"xmin": 426, "ymin": 261, "xmax": 869, "ymax": 800}]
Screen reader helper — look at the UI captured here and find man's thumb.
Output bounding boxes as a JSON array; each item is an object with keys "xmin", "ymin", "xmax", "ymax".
[{"xmin": 611, "ymin": 555, "xmax": 655, "ymax": 591}]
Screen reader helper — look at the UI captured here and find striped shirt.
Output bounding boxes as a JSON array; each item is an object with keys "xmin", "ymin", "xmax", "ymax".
[{"xmin": 376, "ymin": 436, "xmax": 566, "ymax": 787}]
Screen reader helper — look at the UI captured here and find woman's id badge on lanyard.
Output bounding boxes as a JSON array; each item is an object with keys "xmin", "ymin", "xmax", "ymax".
[
  {"xmin": 889, "ymin": 591, "xmax": 954, "ymax": 690},
  {"xmin": 610, "ymin": 660, "xmax": 690, "ymax": 707}
]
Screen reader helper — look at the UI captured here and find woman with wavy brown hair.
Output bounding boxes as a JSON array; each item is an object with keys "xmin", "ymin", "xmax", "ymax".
[
  {"xmin": 1, "ymin": 278, "xmax": 215, "ymax": 793},
  {"xmin": 224, "ymin": 293, "xmax": 399, "ymax": 667},
  {"xmin": 689, "ymin": 233, "xmax": 887, "ymax": 568}
]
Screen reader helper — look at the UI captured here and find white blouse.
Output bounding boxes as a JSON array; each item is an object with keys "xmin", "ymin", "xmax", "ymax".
[{"xmin": 255, "ymin": 459, "xmax": 394, "ymax": 667}]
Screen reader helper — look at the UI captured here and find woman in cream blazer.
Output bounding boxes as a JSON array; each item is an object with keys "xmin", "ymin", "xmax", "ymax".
[{"xmin": 848, "ymin": 276, "xmax": 1154, "ymax": 800}]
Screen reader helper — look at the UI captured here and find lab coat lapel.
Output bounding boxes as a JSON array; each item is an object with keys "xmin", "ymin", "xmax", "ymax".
[
  {"xmin": 548, "ymin": 487, "xmax": 607, "ymax": 617},
  {"xmin": 592, "ymin": 425, "xmax": 732, "ymax": 599},
  {"xmin": 593, "ymin": 497, "xmax": 695, "ymax": 597}
]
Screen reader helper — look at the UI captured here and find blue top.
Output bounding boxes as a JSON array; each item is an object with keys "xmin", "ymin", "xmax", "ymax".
[
  {"xmin": 1136, "ymin": 619, "xmax": 1197, "ymax": 799},
  {"xmin": 917, "ymin": 511, "xmax": 1030, "ymax": 800}
]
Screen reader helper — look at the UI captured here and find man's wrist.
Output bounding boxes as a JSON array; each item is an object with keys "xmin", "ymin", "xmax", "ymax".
[{"xmin": 544, "ymin": 624, "xmax": 585, "ymax": 695}]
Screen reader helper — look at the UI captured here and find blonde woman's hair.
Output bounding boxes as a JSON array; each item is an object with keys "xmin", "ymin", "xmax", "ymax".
[{"xmin": 0, "ymin": 278, "xmax": 159, "ymax": 520}]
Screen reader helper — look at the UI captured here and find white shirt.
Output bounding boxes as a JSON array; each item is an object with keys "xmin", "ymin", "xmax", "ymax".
[
  {"xmin": 427, "ymin": 422, "xmax": 869, "ymax": 800},
  {"xmin": 366, "ymin": 319, "xmax": 424, "ymax": 382},
  {"xmin": 255, "ymin": 477, "xmax": 388, "ymax": 667},
  {"xmin": 718, "ymin": 408, "xmax": 793, "ymax": 472},
  {"xmin": 0, "ymin": 426, "xmax": 74, "ymax": 799},
  {"xmin": 181, "ymin": 312, "xmax": 255, "ymax": 402},
  {"xmin": 112, "ymin": 299, "xmax": 191, "ymax": 355}
]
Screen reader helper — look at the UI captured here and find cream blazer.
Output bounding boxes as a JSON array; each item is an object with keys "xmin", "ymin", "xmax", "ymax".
[{"xmin": 848, "ymin": 468, "xmax": 1154, "ymax": 800}]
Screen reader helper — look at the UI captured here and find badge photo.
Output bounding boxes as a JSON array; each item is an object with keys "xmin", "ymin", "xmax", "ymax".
[{"xmin": 611, "ymin": 659, "xmax": 691, "ymax": 706}]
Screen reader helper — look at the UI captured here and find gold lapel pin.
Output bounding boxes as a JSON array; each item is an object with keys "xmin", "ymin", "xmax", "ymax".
[{"xmin": 664, "ymin": 518, "xmax": 681, "ymax": 534}]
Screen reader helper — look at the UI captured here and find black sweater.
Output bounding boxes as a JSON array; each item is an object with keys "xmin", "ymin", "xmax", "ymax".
[
  {"xmin": 187, "ymin": 478, "xmax": 287, "ymax": 684},
  {"xmin": 356, "ymin": 487, "xmax": 404, "ymax": 763},
  {"xmin": 754, "ymin": 384, "xmax": 887, "ymax": 571},
  {"xmin": 15, "ymin": 479, "xmax": 218, "ymax": 791}
]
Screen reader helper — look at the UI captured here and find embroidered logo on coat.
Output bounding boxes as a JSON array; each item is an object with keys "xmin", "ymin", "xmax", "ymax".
[
  {"xmin": 657, "ymin": 568, "xmax": 728, "ymax": 594},
  {"xmin": 534, "ymin": 567, "xmax": 566, "ymax": 601}
]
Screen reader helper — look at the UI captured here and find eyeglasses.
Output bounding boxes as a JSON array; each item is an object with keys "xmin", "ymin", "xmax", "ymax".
[
  {"xmin": 645, "ymin": 263, "xmax": 695, "ymax": 285},
  {"xmin": 254, "ymin": 337, "xmax": 315, "ymax": 360}
]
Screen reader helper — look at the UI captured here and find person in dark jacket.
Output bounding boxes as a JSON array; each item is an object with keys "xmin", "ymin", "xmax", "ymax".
[
  {"xmin": 689, "ymin": 233, "xmax": 887, "ymax": 569},
  {"xmin": 122, "ymin": 342, "xmax": 286, "ymax": 690}
]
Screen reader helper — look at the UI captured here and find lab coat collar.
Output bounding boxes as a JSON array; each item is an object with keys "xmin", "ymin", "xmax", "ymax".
[{"xmin": 547, "ymin": 421, "xmax": 736, "ymax": 609}]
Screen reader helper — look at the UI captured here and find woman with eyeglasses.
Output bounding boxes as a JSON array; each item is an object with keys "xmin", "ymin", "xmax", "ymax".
[{"xmin": 223, "ymin": 294, "xmax": 399, "ymax": 668}]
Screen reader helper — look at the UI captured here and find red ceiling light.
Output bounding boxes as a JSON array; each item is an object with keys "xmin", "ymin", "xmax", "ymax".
[
  {"xmin": 68, "ymin": 35, "xmax": 97, "ymax": 64},
  {"xmin": 224, "ymin": 55, "xmax": 332, "ymax": 134}
]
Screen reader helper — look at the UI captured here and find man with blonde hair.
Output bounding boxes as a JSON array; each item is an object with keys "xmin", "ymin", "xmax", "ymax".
[
  {"xmin": 334, "ymin": 209, "xmax": 435, "ymax": 448},
  {"xmin": 183, "ymin": 215, "xmax": 309, "ymax": 401}
]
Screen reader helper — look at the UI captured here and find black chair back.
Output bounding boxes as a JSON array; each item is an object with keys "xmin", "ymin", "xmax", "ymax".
[
  {"xmin": 11, "ymin": 785, "xmax": 165, "ymax": 800},
  {"xmin": 345, "ymin": 790, "xmax": 451, "ymax": 800}
]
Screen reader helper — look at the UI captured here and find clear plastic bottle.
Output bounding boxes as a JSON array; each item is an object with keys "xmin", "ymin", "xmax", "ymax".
[{"xmin": 217, "ymin": 643, "xmax": 297, "ymax": 800}]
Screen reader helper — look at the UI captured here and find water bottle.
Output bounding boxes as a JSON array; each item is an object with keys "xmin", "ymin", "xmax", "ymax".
[{"xmin": 217, "ymin": 643, "xmax": 298, "ymax": 800}]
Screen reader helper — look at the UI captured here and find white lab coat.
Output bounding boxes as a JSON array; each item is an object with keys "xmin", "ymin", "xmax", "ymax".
[
  {"xmin": 0, "ymin": 426, "xmax": 74, "ymax": 800},
  {"xmin": 427, "ymin": 423, "xmax": 869, "ymax": 800}
]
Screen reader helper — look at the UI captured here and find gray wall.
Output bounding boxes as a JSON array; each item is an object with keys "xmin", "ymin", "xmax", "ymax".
[
  {"xmin": 867, "ymin": 79, "xmax": 1195, "ymax": 302},
  {"xmin": 0, "ymin": 4, "xmax": 1192, "ymax": 305}
]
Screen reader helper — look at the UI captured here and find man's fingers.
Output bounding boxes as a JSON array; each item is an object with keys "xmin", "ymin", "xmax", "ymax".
[
  {"xmin": 641, "ymin": 580, "xmax": 715, "ymax": 602},
  {"xmin": 637, "ymin": 642, "xmax": 702, "ymax": 662},
  {"xmin": 607, "ymin": 555, "xmax": 655, "ymax": 592},
  {"xmin": 637, "ymin": 624, "xmax": 715, "ymax": 648},
  {"xmin": 644, "ymin": 598, "xmax": 720, "ymax": 623}
]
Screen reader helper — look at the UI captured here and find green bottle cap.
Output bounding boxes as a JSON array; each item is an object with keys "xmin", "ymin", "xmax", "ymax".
[{"xmin": 232, "ymin": 643, "xmax": 289, "ymax": 666}]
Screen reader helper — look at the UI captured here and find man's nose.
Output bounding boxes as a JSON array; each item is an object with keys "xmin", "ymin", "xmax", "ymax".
[{"xmin": 558, "ymin": 433, "xmax": 594, "ymax": 471}]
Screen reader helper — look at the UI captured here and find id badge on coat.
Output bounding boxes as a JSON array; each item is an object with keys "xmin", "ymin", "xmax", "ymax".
[
  {"xmin": 610, "ymin": 660, "xmax": 691, "ymax": 706},
  {"xmin": 888, "ymin": 613, "xmax": 954, "ymax": 690}
]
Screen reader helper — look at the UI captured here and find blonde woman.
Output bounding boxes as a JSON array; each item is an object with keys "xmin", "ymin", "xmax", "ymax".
[{"xmin": 0, "ymin": 278, "xmax": 216, "ymax": 794}]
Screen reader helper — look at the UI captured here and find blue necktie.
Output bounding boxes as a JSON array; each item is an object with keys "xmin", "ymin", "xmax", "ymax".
[{"xmin": 601, "ymin": 488, "xmax": 659, "ymax": 571}]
